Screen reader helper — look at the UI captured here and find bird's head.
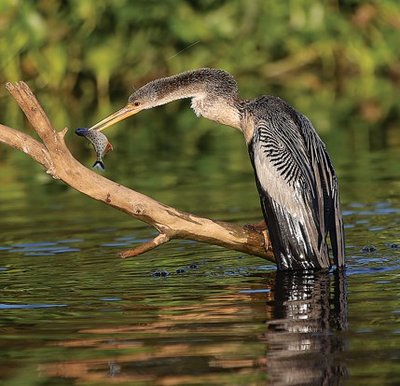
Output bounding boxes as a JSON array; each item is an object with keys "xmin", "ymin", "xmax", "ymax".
[{"xmin": 88, "ymin": 83, "xmax": 160, "ymax": 132}]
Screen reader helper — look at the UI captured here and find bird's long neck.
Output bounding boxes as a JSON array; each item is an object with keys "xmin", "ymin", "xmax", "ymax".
[
  {"xmin": 190, "ymin": 95, "xmax": 242, "ymax": 129},
  {"xmin": 146, "ymin": 69, "xmax": 243, "ymax": 130}
]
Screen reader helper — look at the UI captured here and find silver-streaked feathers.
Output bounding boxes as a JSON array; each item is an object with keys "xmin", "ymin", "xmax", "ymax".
[{"xmin": 246, "ymin": 96, "xmax": 344, "ymax": 270}]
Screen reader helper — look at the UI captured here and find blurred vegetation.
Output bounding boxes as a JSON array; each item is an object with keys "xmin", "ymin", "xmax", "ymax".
[
  {"xmin": 0, "ymin": 0, "xmax": 400, "ymax": 190},
  {"xmin": 1, "ymin": 1, "xmax": 400, "ymax": 118}
]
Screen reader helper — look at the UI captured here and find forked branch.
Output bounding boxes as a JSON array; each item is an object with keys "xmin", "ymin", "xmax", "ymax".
[{"xmin": 0, "ymin": 82, "xmax": 275, "ymax": 263}]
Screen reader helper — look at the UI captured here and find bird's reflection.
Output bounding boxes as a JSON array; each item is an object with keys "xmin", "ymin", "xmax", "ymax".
[{"xmin": 262, "ymin": 269, "xmax": 348, "ymax": 385}]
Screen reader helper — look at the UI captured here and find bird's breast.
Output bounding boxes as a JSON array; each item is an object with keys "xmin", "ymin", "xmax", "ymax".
[
  {"xmin": 191, "ymin": 96, "xmax": 242, "ymax": 129},
  {"xmin": 240, "ymin": 114, "xmax": 256, "ymax": 143},
  {"xmin": 190, "ymin": 95, "xmax": 205, "ymax": 117}
]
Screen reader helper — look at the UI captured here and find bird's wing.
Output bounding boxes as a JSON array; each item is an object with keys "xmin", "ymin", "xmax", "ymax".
[
  {"xmin": 250, "ymin": 112, "xmax": 344, "ymax": 270},
  {"xmin": 299, "ymin": 115, "xmax": 345, "ymax": 267}
]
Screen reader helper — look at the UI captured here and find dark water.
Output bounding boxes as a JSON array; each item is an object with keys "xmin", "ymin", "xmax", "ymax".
[{"xmin": 1, "ymin": 112, "xmax": 400, "ymax": 385}]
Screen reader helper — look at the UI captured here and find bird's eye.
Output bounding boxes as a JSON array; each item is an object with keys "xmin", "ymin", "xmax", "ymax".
[{"xmin": 134, "ymin": 101, "xmax": 140, "ymax": 107}]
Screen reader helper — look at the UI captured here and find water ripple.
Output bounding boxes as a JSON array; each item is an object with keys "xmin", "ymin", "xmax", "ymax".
[{"xmin": 0, "ymin": 303, "xmax": 68, "ymax": 310}]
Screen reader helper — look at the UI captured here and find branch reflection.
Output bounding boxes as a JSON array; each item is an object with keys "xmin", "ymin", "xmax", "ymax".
[{"xmin": 262, "ymin": 270, "xmax": 348, "ymax": 385}]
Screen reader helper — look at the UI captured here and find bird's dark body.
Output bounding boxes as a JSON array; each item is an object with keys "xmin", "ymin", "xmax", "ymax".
[
  {"xmin": 88, "ymin": 68, "xmax": 345, "ymax": 270},
  {"xmin": 245, "ymin": 96, "xmax": 344, "ymax": 270}
]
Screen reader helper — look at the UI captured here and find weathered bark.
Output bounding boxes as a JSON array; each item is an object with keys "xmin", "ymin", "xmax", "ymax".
[{"xmin": 0, "ymin": 82, "xmax": 275, "ymax": 263}]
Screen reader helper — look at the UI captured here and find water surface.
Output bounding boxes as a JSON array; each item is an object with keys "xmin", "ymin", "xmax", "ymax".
[{"xmin": 0, "ymin": 111, "xmax": 399, "ymax": 385}]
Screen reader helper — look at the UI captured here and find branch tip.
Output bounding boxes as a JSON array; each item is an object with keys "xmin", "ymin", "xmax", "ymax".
[
  {"xmin": 60, "ymin": 127, "xmax": 69, "ymax": 138},
  {"xmin": 119, "ymin": 233, "xmax": 170, "ymax": 259}
]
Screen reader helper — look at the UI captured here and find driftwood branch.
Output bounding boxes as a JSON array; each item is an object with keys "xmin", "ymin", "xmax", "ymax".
[{"xmin": 0, "ymin": 81, "xmax": 275, "ymax": 263}]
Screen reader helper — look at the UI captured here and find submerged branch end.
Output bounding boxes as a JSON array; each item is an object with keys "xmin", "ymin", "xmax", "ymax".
[{"xmin": 119, "ymin": 233, "xmax": 170, "ymax": 258}]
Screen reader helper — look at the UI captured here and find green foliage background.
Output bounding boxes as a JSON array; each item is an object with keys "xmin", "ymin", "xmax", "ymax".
[
  {"xmin": 2, "ymin": 1, "xmax": 400, "ymax": 120},
  {"xmin": 0, "ymin": 0, "xmax": 399, "ymax": 179},
  {"xmin": 0, "ymin": 5, "xmax": 399, "ymax": 385}
]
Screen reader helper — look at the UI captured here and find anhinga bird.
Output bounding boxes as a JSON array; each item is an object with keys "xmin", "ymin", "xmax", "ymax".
[{"xmin": 89, "ymin": 68, "xmax": 345, "ymax": 270}]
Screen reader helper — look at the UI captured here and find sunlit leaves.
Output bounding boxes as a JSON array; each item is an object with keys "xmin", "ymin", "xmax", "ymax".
[{"xmin": 0, "ymin": 0, "xmax": 399, "ymax": 136}]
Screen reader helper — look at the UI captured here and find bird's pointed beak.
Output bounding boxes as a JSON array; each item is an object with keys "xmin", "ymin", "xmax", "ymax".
[{"xmin": 89, "ymin": 104, "xmax": 140, "ymax": 131}]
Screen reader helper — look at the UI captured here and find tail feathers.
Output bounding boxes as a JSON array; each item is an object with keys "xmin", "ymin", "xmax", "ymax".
[
  {"xmin": 329, "ymin": 210, "xmax": 345, "ymax": 268},
  {"xmin": 328, "ymin": 181, "xmax": 345, "ymax": 268},
  {"xmin": 92, "ymin": 160, "xmax": 105, "ymax": 170}
]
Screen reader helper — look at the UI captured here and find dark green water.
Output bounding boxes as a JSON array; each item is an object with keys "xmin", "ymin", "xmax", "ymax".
[{"xmin": 1, "ymin": 105, "xmax": 400, "ymax": 385}]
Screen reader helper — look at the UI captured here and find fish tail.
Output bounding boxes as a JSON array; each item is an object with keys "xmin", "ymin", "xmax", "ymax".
[{"xmin": 92, "ymin": 161, "xmax": 105, "ymax": 170}]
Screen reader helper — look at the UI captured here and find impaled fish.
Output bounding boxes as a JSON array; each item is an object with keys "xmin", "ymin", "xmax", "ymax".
[{"xmin": 75, "ymin": 127, "xmax": 113, "ymax": 170}]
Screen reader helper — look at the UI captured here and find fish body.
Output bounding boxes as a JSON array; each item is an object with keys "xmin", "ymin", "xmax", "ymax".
[{"xmin": 75, "ymin": 128, "xmax": 113, "ymax": 170}]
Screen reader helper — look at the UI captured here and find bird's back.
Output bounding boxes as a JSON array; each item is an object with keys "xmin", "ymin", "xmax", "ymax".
[{"xmin": 244, "ymin": 96, "xmax": 345, "ymax": 270}]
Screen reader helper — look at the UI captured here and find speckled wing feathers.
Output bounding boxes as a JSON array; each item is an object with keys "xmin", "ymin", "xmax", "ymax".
[{"xmin": 246, "ymin": 96, "xmax": 344, "ymax": 270}]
